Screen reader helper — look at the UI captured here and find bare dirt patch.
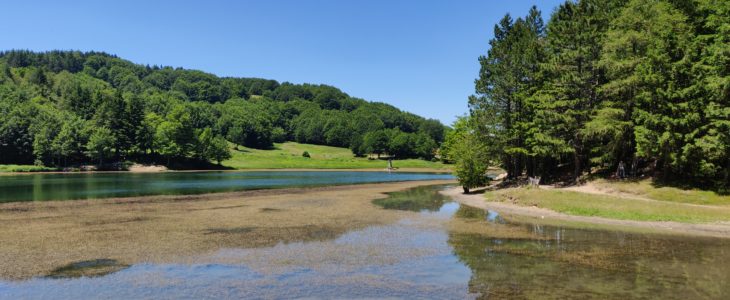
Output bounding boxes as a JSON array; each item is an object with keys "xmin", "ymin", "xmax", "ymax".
[{"xmin": 127, "ymin": 164, "xmax": 168, "ymax": 172}]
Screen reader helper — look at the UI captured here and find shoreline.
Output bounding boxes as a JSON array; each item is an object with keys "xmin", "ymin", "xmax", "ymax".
[
  {"xmin": 440, "ymin": 186, "xmax": 730, "ymax": 239},
  {"xmin": 0, "ymin": 167, "xmax": 452, "ymax": 176}
]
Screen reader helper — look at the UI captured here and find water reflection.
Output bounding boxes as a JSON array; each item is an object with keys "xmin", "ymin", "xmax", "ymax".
[
  {"xmin": 46, "ymin": 259, "xmax": 129, "ymax": 279},
  {"xmin": 373, "ymin": 184, "xmax": 451, "ymax": 211}
]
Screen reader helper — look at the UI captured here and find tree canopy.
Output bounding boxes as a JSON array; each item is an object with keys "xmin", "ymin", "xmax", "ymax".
[
  {"xmin": 0, "ymin": 50, "xmax": 446, "ymax": 167},
  {"xmin": 467, "ymin": 0, "xmax": 729, "ymax": 190}
]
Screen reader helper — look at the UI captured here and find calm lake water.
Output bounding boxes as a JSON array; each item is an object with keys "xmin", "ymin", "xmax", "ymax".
[
  {"xmin": 0, "ymin": 171, "xmax": 453, "ymax": 202},
  {"xmin": 1, "ymin": 185, "xmax": 728, "ymax": 299}
]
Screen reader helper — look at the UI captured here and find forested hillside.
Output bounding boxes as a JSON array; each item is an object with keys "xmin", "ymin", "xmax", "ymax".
[
  {"xmin": 449, "ymin": 0, "xmax": 729, "ymax": 189},
  {"xmin": 0, "ymin": 50, "xmax": 445, "ymax": 168}
]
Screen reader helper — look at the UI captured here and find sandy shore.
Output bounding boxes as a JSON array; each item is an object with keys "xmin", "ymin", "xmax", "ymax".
[
  {"xmin": 441, "ymin": 186, "xmax": 730, "ymax": 239},
  {"xmin": 0, "ymin": 180, "xmax": 454, "ymax": 280}
]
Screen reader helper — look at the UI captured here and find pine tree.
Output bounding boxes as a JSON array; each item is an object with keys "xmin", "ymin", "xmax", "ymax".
[
  {"xmin": 682, "ymin": 0, "xmax": 730, "ymax": 187},
  {"xmin": 531, "ymin": 0, "xmax": 626, "ymax": 181},
  {"xmin": 470, "ymin": 7, "xmax": 545, "ymax": 179},
  {"xmin": 596, "ymin": 0, "xmax": 694, "ymax": 180}
]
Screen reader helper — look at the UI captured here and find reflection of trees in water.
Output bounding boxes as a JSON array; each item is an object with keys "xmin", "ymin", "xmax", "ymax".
[
  {"xmin": 447, "ymin": 222, "xmax": 730, "ymax": 299},
  {"xmin": 373, "ymin": 185, "xmax": 451, "ymax": 212},
  {"xmin": 454, "ymin": 205, "xmax": 487, "ymax": 220}
]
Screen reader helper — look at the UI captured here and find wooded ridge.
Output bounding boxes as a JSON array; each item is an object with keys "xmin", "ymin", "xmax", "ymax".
[{"xmin": 0, "ymin": 50, "xmax": 445, "ymax": 168}]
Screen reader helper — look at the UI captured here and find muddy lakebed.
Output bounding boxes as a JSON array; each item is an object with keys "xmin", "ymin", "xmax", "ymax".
[{"xmin": 0, "ymin": 179, "xmax": 729, "ymax": 299}]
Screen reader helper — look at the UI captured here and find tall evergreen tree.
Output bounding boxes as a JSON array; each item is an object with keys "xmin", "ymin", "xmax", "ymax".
[
  {"xmin": 682, "ymin": 0, "xmax": 730, "ymax": 186},
  {"xmin": 470, "ymin": 7, "xmax": 545, "ymax": 179},
  {"xmin": 531, "ymin": 0, "xmax": 626, "ymax": 181},
  {"xmin": 595, "ymin": 0, "xmax": 694, "ymax": 180}
]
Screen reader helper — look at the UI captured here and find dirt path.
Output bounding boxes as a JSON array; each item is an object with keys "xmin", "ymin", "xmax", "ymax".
[{"xmin": 440, "ymin": 186, "xmax": 730, "ymax": 239}]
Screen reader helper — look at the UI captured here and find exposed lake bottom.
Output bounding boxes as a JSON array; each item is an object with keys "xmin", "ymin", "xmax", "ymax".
[{"xmin": 1, "ymin": 184, "xmax": 728, "ymax": 299}]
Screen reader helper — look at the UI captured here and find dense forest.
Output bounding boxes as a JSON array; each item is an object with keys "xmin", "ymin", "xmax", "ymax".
[
  {"xmin": 446, "ymin": 0, "xmax": 729, "ymax": 190},
  {"xmin": 0, "ymin": 50, "xmax": 445, "ymax": 168}
]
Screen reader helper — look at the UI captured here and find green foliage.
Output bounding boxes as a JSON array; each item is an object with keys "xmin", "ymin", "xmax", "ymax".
[
  {"xmin": 362, "ymin": 130, "xmax": 389, "ymax": 157},
  {"xmin": 470, "ymin": 6, "xmax": 547, "ymax": 179},
  {"xmin": 195, "ymin": 128, "xmax": 231, "ymax": 164},
  {"xmin": 0, "ymin": 164, "xmax": 57, "ymax": 172},
  {"xmin": 86, "ymin": 127, "xmax": 115, "ymax": 165},
  {"xmin": 0, "ymin": 50, "xmax": 445, "ymax": 168},
  {"xmin": 445, "ymin": 116, "xmax": 492, "ymax": 192},
  {"xmin": 302, "ymin": 151, "xmax": 310, "ymax": 158},
  {"xmin": 271, "ymin": 127, "xmax": 287, "ymax": 143},
  {"xmin": 468, "ymin": 0, "xmax": 729, "ymax": 189}
]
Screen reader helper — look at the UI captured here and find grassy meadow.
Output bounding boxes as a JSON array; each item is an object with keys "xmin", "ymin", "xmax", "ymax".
[
  {"xmin": 221, "ymin": 142, "xmax": 450, "ymax": 171},
  {"xmin": 0, "ymin": 164, "xmax": 57, "ymax": 172},
  {"xmin": 484, "ymin": 180, "xmax": 730, "ymax": 223},
  {"xmin": 591, "ymin": 179, "xmax": 730, "ymax": 205}
]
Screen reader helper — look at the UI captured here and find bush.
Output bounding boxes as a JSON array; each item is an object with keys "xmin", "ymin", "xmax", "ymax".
[{"xmin": 302, "ymin": 151, "xmax": 311, "ymax": 158}]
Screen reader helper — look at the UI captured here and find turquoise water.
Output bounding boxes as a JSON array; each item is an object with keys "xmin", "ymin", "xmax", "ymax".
[{"xmin": 0, "ymin": 171, "xmax": 453, "ymax": 202}]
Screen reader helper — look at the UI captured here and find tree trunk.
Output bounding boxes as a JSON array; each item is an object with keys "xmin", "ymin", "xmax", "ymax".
[
  {"xmin": 573, "ymin": 151, "xmax": 581, "ymax": 183},
  {"xmin": 463, "ymin": 186, "xmax": 470, "ymax": 194}
]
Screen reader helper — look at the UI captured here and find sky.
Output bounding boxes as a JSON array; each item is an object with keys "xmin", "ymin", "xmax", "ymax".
[{"xmin": 2, "ymin": 0, "xmax": 565, "ymax": 125}]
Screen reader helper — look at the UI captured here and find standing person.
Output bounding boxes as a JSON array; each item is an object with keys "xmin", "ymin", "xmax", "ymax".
[{"xmin": 617, "ymin": 161, "xmax": 626, "ymax": 179}]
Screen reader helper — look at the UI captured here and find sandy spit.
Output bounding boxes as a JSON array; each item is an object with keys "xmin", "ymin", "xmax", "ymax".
[{"xmin": 440, "ymin": 186, "xmax": 730, "ymax": 239}]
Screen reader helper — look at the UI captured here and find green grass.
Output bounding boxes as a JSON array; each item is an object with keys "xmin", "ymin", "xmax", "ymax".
[
  {"xmin": 0, "ymin": 164, "xmax": 58, "ymax": 172},
  {"xmin": 222, "ymin": 142, "xmax": 450, "ymax": 170},
  {"xmin": 485, "ymin": 187, "xmax": 730, "ymax": 223},
  {"xmin": 592, "ymin": 179, "xmax": 730, "ymax": 205}
]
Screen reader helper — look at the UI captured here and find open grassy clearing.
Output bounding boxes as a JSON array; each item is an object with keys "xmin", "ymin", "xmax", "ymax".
[
  {"xmin": 222, "ymin": 142, "xmax": 450, "ymax": 170},
  {"xmin": 484, "ymin": 186, "xmax": 730, "ymax": 224},
  {"xmin": 590, "ymin": 179, "xmax": 730, "ymax": 205},
  {"xmin": 2, "ymin": 142, "xmax": 450, "ymax": 173},
  {"xmin": 0, "ymin": 164, "xmax": 57, "ymax": 172}
]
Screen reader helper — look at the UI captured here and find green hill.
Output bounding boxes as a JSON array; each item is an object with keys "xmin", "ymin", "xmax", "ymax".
[{"xmin": 0, "ymin": 50, "xmax": 447, "ymax": 170}]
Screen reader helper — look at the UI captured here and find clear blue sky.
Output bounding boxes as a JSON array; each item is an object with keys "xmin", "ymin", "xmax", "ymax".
[{"xmin": 2, "ymin": 0, "xmax": 564, "ymax": 125}]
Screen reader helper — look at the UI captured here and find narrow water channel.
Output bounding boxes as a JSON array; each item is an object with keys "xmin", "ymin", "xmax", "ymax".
[{"xmin": 1, "ymin": 185, "xmax": 728, "ymax": 299}]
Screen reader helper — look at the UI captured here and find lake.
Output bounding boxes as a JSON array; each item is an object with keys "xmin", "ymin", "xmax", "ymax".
[
  {"xmin": 0, "ymin": 171, "xmax": 454, "ymax": 202},
  {"xmin": 1, "ymin": 185, "xmax": 728, "ymax": 299}
]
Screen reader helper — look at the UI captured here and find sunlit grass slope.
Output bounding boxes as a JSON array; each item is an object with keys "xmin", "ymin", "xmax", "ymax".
[
  {"xmin": 222, "ymin": 142, "xmax": 449, "ymax": 170},
  {"xmin": 484, "ymin": 181, "xmax": 730, "ymax": 223}
]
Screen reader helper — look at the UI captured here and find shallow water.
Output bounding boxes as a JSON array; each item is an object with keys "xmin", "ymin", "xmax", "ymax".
[
  {"xmin": 0, "ymin": 171, "xmax": 453, "ymax": 202},
  {"xmin": 1, "ymin": 185, "xmax": 728, "ymax": 299}
]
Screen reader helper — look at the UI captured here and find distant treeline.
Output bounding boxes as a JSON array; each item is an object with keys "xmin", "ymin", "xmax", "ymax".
[
  {"xmin": 0, "ymin": 50, "xmax": 445, "ymax": 167},
  {"xmin": 450, "ymin": 0, "xmax": 728, "ymax": 189}
]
